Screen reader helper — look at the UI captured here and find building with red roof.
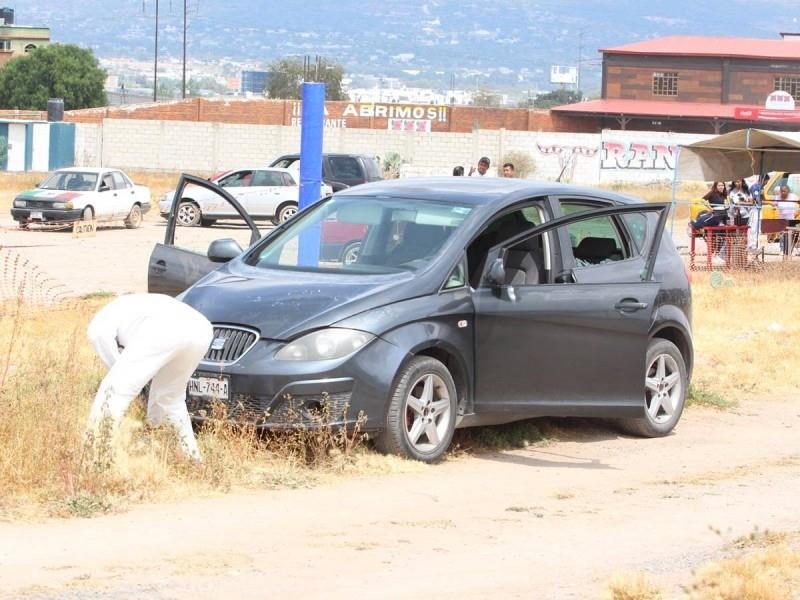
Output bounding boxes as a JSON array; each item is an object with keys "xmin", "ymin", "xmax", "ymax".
[{"xmin": 553, "ymin": 35, "xmax": 800, "ymax": 134}]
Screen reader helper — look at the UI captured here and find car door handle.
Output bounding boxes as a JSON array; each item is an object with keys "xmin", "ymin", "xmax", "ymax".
[
  {"xmin": 152, "ymin": 259, "xmax": 167, "ymax": 274},
  {"xmin": 614, "ymin": 299, "xmax": 649, "ymax": 312}
]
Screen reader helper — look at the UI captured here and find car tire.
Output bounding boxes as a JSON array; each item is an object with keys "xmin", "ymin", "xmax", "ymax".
[
  {"xmin": 273, "ymin": 202, "xmax": 298, "ymax": 225},
  {"xmin": 82, "ymin": 206, "xmax": 94, "ymax": 221},
  {"xmin": 200, "ymin": 217, "xmax": 216, "ymax": 228},
  {"xmin": 619, "ymin": 338, "xmax": 688, "ymax": 438},
  {"xmin": 375, "ymin": 356, "xmax": 457, "ymax": 463},
  {"xmin": 177, "ymin": 201, "xmax": 201, "ymax": 227},
  {"xmin": 124, "ymin": 204, "xmax": 143, "ymax": 229},
  {"xmin": 17, "ymin": 220, "xmax": 28, "ymax": 230},
  {"xmin": 340, "ymin": 241, "xmax": 361, "ymax": 265}
]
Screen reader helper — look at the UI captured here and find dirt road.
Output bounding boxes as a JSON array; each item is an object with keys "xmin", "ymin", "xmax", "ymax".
[{"xmin": 2, "ymin": 399, "xmax": 798, "ymax": 599}]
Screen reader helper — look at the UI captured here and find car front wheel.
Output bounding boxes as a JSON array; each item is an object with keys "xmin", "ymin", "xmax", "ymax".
[
  {"xmin": 620, "ymin": 338, "xmax": 687, "ymax": 437},
  {"xmin": 177, "ymin": 201, "xmax": 201, "ymax": 226},
  {"xmin": 375, "ymin": 356, "xmax": 457, "ymax": 463}
]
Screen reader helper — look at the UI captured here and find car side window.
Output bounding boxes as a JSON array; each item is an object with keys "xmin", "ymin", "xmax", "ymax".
[
  {"xmin": 561, "ymin": 202, "xmax": 628, "ymax": 267},
  {"xmin": 282, "ymin": 173, "xmax": 295, "ymax": 186},
  {"xmin": 329, "ymin": 156, "xmax": 362, "ymax": 180},
  {"xmin": 251, "ymin": 170, "xmax": 283, "ymax": 186},
  {"xmin": 111, "ymin": 172, "xmax": 129, "ymax": 189},
  {"xmin": 100, "ymin": 174, "xmax": 115, "ymax": 191},
  {"xmin": 443, "ymin": 260, "xmax": 467, "ymax": 290},
  {"xmin": 467, "ymin": 202, "xmax": 547, "ymax": 288},
  {"xmin": 218, "ymin": 170, "xmax": 253, "ymax": 188}
]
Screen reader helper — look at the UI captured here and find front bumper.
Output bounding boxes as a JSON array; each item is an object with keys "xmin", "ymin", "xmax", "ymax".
[
  {"xmin": 185, "ymin": 336, "xmax": 407, "ymax": 432},
  {"xmin": 11, "ymin": 207, "xmax": 83, "ymax": 223}
]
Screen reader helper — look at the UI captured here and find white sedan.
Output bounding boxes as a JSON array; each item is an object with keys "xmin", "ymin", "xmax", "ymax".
[
  {"xmin": 159, "ymin": 167, "xmax": 333, "ymax": 227},
  {"xmin": 11, "ymin": 168, "xmax": 151, "ymax": 229}
]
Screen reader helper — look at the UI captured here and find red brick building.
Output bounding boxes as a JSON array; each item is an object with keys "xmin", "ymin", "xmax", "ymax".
[{"xmin": 553, "ymin": 35, "xmax": 800, "ymax": 133}]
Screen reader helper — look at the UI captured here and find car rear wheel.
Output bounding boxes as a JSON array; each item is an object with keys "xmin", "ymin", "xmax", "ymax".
[
  {"xmin": 177, "ymin": 201, "xmax": 201, "ymax": 227},
  {"xmin": 619, "ymin": 338, "xmax": 687, "ymax": 437},
  {"xmin": 274, "ymin": 202, "xmax": 298, "ymax": 225},
  {"xmin": 375, "ymin": 356, "xmax": 457, "ymax": 463},
  {"xmin": 124, "ymin": 204, "xmax": 143, "ymax": 229},
  {"xmin": 341, "ymin": 241, "xmax": 361, "ymax": 265}
]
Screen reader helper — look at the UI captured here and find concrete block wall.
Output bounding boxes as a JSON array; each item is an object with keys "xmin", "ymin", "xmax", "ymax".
[{"xmin": 77, "ymin": 118, "xmax": 718, "ymax": 184}]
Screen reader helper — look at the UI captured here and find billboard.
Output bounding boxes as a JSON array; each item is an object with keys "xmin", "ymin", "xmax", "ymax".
[{"xmin": 550, "ymin": 65, "xmax": 578, "ymax": 85}]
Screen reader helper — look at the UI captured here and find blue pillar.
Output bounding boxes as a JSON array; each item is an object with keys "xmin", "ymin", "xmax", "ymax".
[{"xmin": 298, "ymin": 82, "xmax": 325, "ymax": 267}]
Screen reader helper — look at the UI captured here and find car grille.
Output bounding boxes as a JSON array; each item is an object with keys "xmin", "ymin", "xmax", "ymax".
[
  {"xmin": 268, "ymin": 392, "xmax": 353, "ymax": 425},
  {"xmin": 24, "ymin": 200, "xmax": 58, "ymax": 209},
  {"xmin": 204, "ymin": 325, "xmax": 258, "ymax": 364},
  {"xmin": 186, "ymin": 393, "xmax": 268, "ymax": 423}
]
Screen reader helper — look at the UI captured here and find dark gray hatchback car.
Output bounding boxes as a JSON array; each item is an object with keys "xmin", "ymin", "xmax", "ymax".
[{"xmin": 149, "ymin": 177, "xmax": 692, "ymax": 462}]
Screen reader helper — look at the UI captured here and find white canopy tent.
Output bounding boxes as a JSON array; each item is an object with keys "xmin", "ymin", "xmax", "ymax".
[{"xmin": 676, "ymin": 128, "xmax": 800, "ymax": 182}]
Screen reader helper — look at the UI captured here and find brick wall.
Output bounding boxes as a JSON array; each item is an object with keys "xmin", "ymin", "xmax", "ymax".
[
  {"xmin": 728, "ymin": 70, "xmax": 800, "ymax": 104},
  {"xmin": 65, "ymin": 97, "xmax": 592, "ymax": 134},
  {"xmin": 606, "ymin": 66, "xmax": 723, "ymax": 103}
]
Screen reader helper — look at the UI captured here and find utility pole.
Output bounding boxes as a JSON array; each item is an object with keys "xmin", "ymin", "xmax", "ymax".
[
  {"xmin": 576, "ymin": 30, "xmax": 583, "ymax": 98},
  {"xmin": 181, "ymin": 0, "xmax": 187, "ymax": 98},
  {"xmin": 153, "ymin": 0, "xmax": 159, "ymax": 102}
]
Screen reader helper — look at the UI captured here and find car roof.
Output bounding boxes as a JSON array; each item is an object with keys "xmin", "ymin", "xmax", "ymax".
[
  {"xmin": 219, "ymin": 167, "xmax": 294, "ymax": 174},
  {"xmin": 54, "ymin": 167, "xmax": 118, "ymax": 174},
  {"xmin": 273, "ymin": 153, "xmax": 374, "ymax": 160},
  {"xmin": 334, "ymin": 177, "xmax": 643, "ymax": 207}
]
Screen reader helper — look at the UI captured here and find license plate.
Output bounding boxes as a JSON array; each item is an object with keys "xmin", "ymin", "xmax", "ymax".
[
  {"xmin": 30, "ymin": 211, "xmax": 43, "ymax": 220},
  {"xmin": 188, "ymin": 374, "xmax": 229, "ymax": 401}
]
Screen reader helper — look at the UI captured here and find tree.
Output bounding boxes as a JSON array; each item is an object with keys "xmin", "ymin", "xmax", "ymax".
[
  {"xmin": 472, "ymin": 88, "xmax": 503, "ymax": 107},
  {"xmin": 534, "ymin": 89, "xmax": 582, "ymax": 109},
  {"xmin": 0, "ymin": 44, "xmax": 107, "ymax": 110},
  {"xmin": 266, "ymin": 57, "xmax": 347, "ymax": 101}
]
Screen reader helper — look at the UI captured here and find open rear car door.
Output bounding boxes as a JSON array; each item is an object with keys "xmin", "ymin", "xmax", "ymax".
[{"xmin": 148, "ymin": 174, "xmax": 262, "ymax": 296}]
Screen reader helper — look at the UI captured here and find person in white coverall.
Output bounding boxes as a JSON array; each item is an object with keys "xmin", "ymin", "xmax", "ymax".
[{"xmin": 86, "ymin": 293, "xmax": 213, "ymax": 460}]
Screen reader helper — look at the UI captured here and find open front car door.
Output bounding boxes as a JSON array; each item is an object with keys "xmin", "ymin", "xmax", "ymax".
[{"xmin": 148, "ymin": 174, "xmax": 262, "ymax": 296}]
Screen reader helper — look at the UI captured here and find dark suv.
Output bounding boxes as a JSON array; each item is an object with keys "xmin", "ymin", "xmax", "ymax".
[{"xmin": 269, "ymin": 153, "xmax": 382, "ymax": 192}]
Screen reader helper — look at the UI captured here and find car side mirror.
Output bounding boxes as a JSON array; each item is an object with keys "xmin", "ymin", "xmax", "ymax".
[
  {"xmin": 207, "ymin": 238, "xmax": 243, "ymax": 263},
  {"xmin": 99, "ymin": 184, "xmax": 110, "ymax": 192},
  {"xmin": 485, "ymin": 257, "xmax": 506, "ymax": 287}
]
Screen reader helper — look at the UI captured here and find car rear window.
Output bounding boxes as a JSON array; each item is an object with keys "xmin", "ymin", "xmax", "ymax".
[
  {"xmin": 252, "ymin": 170, "xmax": 284, "ymax": 186},
  {"xmin": 329, "ymin": 156, "xmax": 362, "ymax": 180}
]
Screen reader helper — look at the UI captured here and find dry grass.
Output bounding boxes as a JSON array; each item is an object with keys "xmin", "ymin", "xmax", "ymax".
[
  {"xmin": 604, "ymin": 573, "xmax": 663, "ymax": 600},
  {"xmin": 0, "ymin": 292, "xmax": 422, "ymax": 518},
  {"xmin": 601, "ymin": 181, "xmax": 709, "ymax": 220},
  {"xmin": 689, "ymin": 262, "xmax": 800, "ymax": 401},
  {"xmin": 0, "ymin": 172, "xmax": 44, "ymax": 213},
  {"xmin": 605, "ymin": 531, "xmax": 800, "ymax": 600}
]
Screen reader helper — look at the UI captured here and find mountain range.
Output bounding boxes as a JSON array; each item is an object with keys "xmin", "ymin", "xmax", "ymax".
[{"xmin": 15, "ymin": 0, "xmax": 800, "ymax": 93}]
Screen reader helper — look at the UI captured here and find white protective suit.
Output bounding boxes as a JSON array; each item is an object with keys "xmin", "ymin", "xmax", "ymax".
[{"xmin": 86, "ymin": 293, "xmax": 213, "ymax": 460}]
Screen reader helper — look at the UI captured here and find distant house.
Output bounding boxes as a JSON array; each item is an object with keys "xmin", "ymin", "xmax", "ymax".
[
  {"xmin": 0, "ymin": 8, "xmax": 50, "ymax": 69},
  {"xmin": 552, "ymin": 35, "xmax": 800, "ymax": 134}
]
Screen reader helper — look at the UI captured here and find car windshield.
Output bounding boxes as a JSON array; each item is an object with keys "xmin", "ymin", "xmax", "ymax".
[
  {"xmin": 39, "ymin": 171, "xmax": 98, "ymax": 191},
  {"xmin": 246, "ymin": 196, "xmax": 473, "ymax": 275}
]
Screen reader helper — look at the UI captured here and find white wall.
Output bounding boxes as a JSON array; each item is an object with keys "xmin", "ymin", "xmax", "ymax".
[
  {"xmin": 76, "ymin": 118, "xmax": 716, "ymax": 184},
  {"xmin": 31, "ymin": 123, "xmax": 51, "ymax": 172},
  {"xmin": 7, "ymin": 123, "xmax": 26, "ymax": 172}
]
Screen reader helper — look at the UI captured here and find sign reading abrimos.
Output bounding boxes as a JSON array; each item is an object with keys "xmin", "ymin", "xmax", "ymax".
[{"xmin": 290, "ymin": 102, "xmax": 449, "ymax": 129}]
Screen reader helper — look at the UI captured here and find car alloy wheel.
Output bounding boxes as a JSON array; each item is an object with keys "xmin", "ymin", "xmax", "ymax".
[
  {"xmin": 404, "ymin": 373, "xmax": 452, "ymax": 454},
  {"xmin": 177, "ymin": 201, "xmax": 201, "ymax": 226},
  {"xmin": 375, "ymin": 356, "xmax": 457, "ymax": 462},
  {"xmin": 645, "ymin": 353, "xmax": 682, "ymax": 424},
  {"xmin": 619, "ymin": 338, "xmax": 687, "ymax": 438}
]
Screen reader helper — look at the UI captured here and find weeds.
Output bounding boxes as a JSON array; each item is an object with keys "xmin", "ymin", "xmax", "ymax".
[
  {"xmin": 453, "ymin": 419, "xmax": 548, "ymax": 451},
  {"xmin": 687, "ymin": 384, "xmax": 738, "ymax": 410},
  {"xmin": 604, "ymin": 573, "xmax": 663, "ymax": 600}
]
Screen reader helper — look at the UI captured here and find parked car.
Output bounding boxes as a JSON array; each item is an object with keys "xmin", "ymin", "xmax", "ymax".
[
  {"xmin": 159, "ymin": 167, "xmax": 332, "ymax": 227},
  {"xmin": 148, "ymin": 177, "xmax": 692, "ymax": 462},
  {"xmin": 11, "ymin": 168, "xmax": 151, "ymax": 229},
  {"xmin": 269, "ymin": 153, "xmax": 383, "ymax": 192}
]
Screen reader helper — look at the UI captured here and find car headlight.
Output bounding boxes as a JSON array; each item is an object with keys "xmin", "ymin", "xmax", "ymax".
[
  {"xmin": 52, "ymin": 202, "xmax": 66, "ymax": 209},
  {"xmin": 13, "ymin": 199, "xmax": 26, "ymax": 207},
  {"xmin": 275, "ymin": 328, "xmax": 374, "ymax": 361},
  {"xmin": 65, "ymin": 201, "xmax": 74, "ymax": 209}
]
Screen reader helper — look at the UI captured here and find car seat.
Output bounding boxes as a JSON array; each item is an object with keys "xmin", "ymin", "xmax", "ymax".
[
  {"xmin": 573, "ymin": 237, "xmax": 619, "ymax": 264},
  {"xmin": 386, "ymin": 223, "xmax": 448, "ymax": 266}
]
